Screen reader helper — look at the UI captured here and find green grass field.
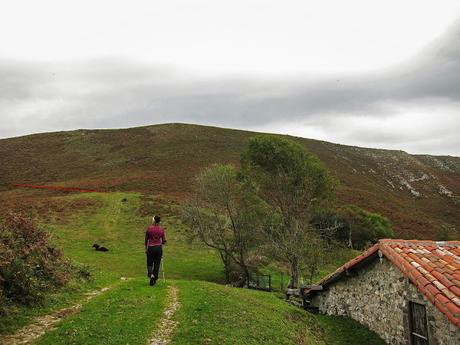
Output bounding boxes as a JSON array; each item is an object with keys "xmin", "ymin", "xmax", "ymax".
[
  {"xmin": 45, "ymin": 192, "xmax": 223, "ymax": 285},
  {"xmin": 0, "ymin": 191, "xmax": 385, "ymax": 344},
  {"xmin": 37, "ymin": 279, "xmax": 169, "ymax": 345}
]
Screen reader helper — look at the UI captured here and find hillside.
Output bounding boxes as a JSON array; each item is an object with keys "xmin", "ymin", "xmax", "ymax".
[{"xmin": 1, "ymin": 123, "xmax": 459, "ymax": 238}]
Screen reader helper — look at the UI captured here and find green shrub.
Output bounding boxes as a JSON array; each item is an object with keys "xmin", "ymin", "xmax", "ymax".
[
  {"xmin": 0, "ymin": 213, "xmax": 71, "ymax": 312},
  {"xmin": 434, "ymin": 225, "xmax": 459, "ymax": 241},
  {"xmin": 338, "ymin": 205, "xmax": 393, "ymax": 249},
  {"xmin": 312, "ymin": 206, "xmax": 393, "ymax": 249}
]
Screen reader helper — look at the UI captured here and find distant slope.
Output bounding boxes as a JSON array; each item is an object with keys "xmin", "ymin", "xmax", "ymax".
[{"xmin": 1, "ymin": 123, "xmax": 459, "ymax": 238}]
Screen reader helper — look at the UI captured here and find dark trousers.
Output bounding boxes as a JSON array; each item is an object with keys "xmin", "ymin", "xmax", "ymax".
[{"xmin": 146, "ymin": 246, "xmax": 163, "ymax": 280}]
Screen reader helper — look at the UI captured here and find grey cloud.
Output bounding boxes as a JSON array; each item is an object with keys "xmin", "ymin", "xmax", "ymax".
[{"xmin": 1, "ymin": 22, "xmax": 460, "ymax": 155}]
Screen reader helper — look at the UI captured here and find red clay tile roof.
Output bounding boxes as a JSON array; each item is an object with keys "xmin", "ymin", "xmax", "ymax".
[{"xmin": 312, "ymin": 239, "xmax": 460, "ymax": 329}]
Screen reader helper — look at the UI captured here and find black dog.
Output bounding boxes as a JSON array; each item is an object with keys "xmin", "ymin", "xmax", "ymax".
[{"xmin": 92, "ymin": 243, "xmax": 109, "ymax": 252}]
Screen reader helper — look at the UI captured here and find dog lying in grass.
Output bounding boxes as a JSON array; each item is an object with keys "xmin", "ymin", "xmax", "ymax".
[{"xmin": 92, "ymin": 243, "xmax": 109, "ymax": 252}]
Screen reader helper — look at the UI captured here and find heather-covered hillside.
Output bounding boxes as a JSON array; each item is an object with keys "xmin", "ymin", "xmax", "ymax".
[{"xmin": 1, "ymin": 123, "xmax": 459, "ymax": 238}]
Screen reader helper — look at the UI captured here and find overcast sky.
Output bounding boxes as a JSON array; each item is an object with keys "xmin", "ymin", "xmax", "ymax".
[{"xmin": 1, "ymin": 1, "xmax": 460, "ymax": 156}]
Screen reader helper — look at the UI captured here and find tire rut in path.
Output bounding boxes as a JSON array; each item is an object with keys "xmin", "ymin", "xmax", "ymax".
[
  {"xmin": 0, "ymin": 286, "xmax": 111, "ymax": 345},
  {"xmin": 147, "ymin": 285, "xmax": 181, "ymax": 345}
]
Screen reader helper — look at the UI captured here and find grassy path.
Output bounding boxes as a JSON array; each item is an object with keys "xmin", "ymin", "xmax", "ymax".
[
  {"xmin": 47, "ymin": 192, "xmax": 223, "ymax": 285},
  {"xmin": 1, "ymin": 191, "xmax": 386, "ymax": 344},
  {"xmin": 36, "ymin": 279, "xmax": 168, "ymax": 345},
  {"xmin": 147, "ymin": 285, "xmax": 181, "ymax": 345},
  {"xmin": 0, "ymin": 286, "xmax": 113, "ymax": 345},
  {"xmin": 3, "ymin": 278, "xmax": 386, "ymax": 345}
]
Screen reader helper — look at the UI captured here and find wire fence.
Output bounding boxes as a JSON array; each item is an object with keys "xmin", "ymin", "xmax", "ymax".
[{"xmin": 248, "ymin": 272, "xmax": 287, "ymax": 292}]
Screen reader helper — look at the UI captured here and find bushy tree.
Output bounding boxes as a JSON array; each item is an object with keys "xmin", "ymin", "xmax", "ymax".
[
  {"xmin": 241, "ymin": 135, "xmax": 336, "ymax": 287},
  {"xmin": 0, "ymin": 213, "xmax": 71, "ymax": 313},
  {"xmin": 434, "ymin": 225, "xmax": 458, "ymax": 241},
  {"xmin": 300, "ymin": 231, "xmax": 327, "ymax": 284},
  {"xmin": 182, "ymin": 164, "xmax": 264, "ymax": 285},
  {"xmin": 310, "ymin": 210, "xmax": 344, "ymax": 244},
  {"xmin": 337, "ymin": 205, "xmax": 393, "ymax": 249}
]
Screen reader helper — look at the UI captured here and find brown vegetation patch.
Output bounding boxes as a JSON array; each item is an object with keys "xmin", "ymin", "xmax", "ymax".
[{"xmin": 1, "ymin": 123, "xmax": 459, "ymax": 238}]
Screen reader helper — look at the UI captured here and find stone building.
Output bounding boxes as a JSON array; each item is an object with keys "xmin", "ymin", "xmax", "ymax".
[{"xmin": 306, "ymin": 239, "xmax": 460, "ymax": 345}]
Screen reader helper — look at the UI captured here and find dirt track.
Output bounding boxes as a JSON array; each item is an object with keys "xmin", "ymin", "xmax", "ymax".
[
  {"xmin": 148, "ymin": 285, "xmax": 181, "ymax": 345},
  {"xmin": 0, "ymin": 286, "xmax": 111, "ymax": 345}
]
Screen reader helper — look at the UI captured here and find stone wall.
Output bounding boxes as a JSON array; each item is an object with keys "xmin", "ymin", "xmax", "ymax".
[{"xmin": 310, "ymin": 257, "xmax": 460, "ymax": 345}]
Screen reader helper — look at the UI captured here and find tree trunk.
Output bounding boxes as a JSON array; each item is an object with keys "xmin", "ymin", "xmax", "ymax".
[
  {"xmin": 242, "ymin": 265, "xmax": 251, "ymax": 288},
  {"xmin": 348, "ymin": 225, "xmax": 353, "ymax": 249},
  {"xmin": 288, "ymin": 257, "xmax": 299, "ymax": 288},
  {"xmin": 219, "ymin": 251, "xmax": 231, "ymax": 284},
  {"xmin": 224, "ymin": 262, "xmax": 230, "ymax": 284},
  {"xmin": 237, "ymin": 248, "xmax": 251, "ymax": 288}
]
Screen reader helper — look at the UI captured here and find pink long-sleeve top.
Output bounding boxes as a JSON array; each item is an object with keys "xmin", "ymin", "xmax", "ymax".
[{"xmin": 145, "ymin": 224, "xmax": 166, "ymax": 247}]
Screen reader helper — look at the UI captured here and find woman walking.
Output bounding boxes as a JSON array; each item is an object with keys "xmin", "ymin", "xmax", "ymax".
[{"xmin": 145, "ymin": 215, "xmax": 167, "ymax": 286}]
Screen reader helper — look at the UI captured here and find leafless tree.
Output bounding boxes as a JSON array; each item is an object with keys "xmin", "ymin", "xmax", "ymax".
[{"xmin": 182, "ymin": 164, "xmax": 263, "ymax": 285}]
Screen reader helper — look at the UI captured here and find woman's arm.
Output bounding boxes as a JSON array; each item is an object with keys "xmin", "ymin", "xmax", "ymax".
[{"xmin": 162, "ymin": 229, "xmax": 167, "ymax": 245}]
